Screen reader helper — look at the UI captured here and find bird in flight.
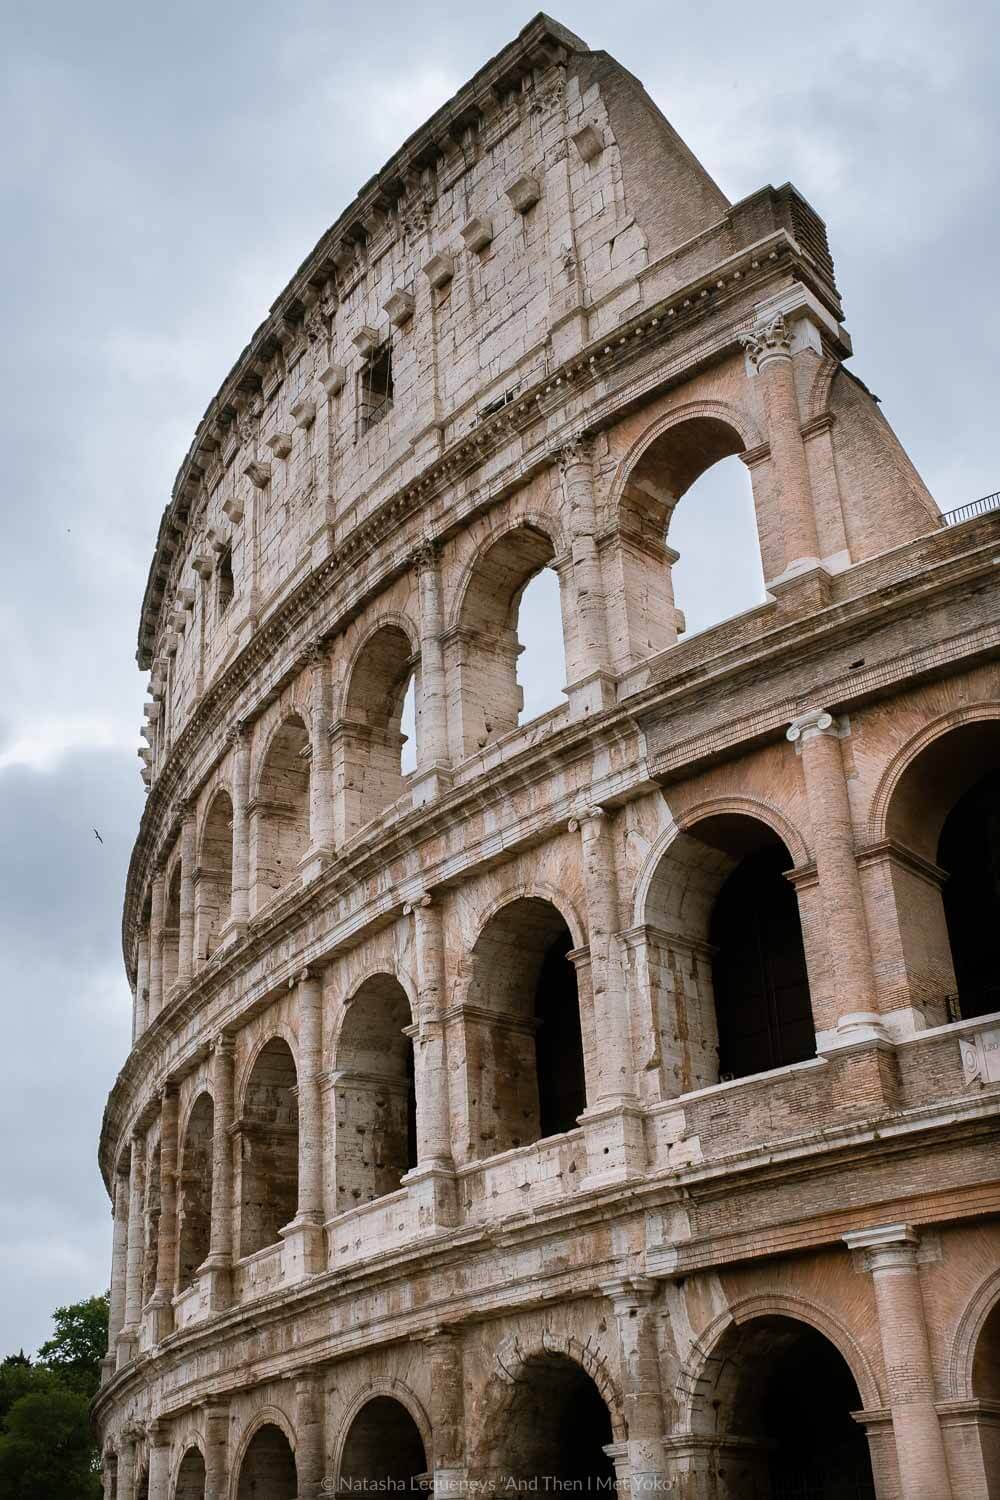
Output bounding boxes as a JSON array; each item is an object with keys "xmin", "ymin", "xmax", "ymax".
[{"xmin": 93, "ymin": 828, "xmax": 104, "ymax": 845}]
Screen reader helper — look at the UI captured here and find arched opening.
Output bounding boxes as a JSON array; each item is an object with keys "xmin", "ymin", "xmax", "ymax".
[
  {"xmin": 196, "ymin": 789, "xmax": 233, "ymax": 959},
  {"xmin": 239, "ymin": 1038, "xmax": 298, "ymax": 1257},
  {"xmin": 334, "ymin": 976, "xmax": 416, "ymax": 1208},
  {"xmin": 338, "ymin": 625, "xmax": 415, "ymax": 839},
  {"xmin": 496, "ymin": 1353, "xmax": 614, "ymax": 1491},
  {"xmin": 884, "ymin": 720, "xmax": 1000, "ymax": 1025},
  {"xmin": 141, "ymin": 1142, "xmax": 161, "ymax": 1308},
  {"xmin": 695, "ymin": 1316, "xmax": 875, "ymax": 1497},
  {"xmin": 516, "ymin": 566, "xmax": 565, "ymax": 724},
  {"xmin": 452, "ymin": 524, "xmax": 563, "ymax": 758},
  {"xmin": 339, "ymin": 1396, "xmax": 427, "ymax": 1500},
  {"xmin": 177, "ymin": 1092, "xmax": 214, "ymax": 1291},
  {"xmin": 162, "ymin": 863, "xmax": 181, "ymax": 991},
  {"xmin": 464, "ymin": 898, "xmax": 586, "ymax": 1158},
  {"xmin": 617, "ymin": 415, "xmax": 763, "ymax": 660},
  {"xmin": 251, "ymin": 715, "xmax": 310, "ymax": 911},
  {"xmin": 972, "ymin": 1295, "xmax": 1000, "ymax": 1486},
  {"xmin": 175, "ymin": 1445, "xmax": 206, "ymax": 1500},
  {"xmin": 643, "ymin": 814, "xmax": 814, "ymax": 1094},
  {"xmin": 400, "ymin": 675, "xmax": 418, "ymax": 775},
  {"xmin": 236, "ymin": 1424, "xmax": 297, "ymax": 1500}
]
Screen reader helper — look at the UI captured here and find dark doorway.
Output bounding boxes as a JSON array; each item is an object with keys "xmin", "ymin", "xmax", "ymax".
[
  {"xmin": 762, "ymin": 1325, "xmax": 875, "ymax": 1499},
  {"xmin": 500, "ymin": 1354, "xmax": 615, "ymax": 1491},
  {"xmin": 711, "ymin": 846, "xmax": 814, "ymax": 1079},
  {"xmin": 939, "ymin": 769, "xmax": 1000, "ymax": 1020},
  {"xmin": 340, "ymin": 1396, "xmax": 427, "ymax": 1500},
  {"xmin": 534, "ymin": 929, "xmax": 587, "ymax": 1138},
  {"xmin": 236, "ymin": 1424, "xmax": 297, "ymax": 1500}
]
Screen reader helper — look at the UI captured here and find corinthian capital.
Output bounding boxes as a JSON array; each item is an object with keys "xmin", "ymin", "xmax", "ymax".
[
  {"xmin": 413, "ymin": 536, "xmax": 440, "ymax": 573},
  {"xmin": 740, "ymin": 312, "xmax": 792, "ymax": 370},
  {"xmin": 557, "ymin": 432, "xmax": 595, "ymax": 475}
]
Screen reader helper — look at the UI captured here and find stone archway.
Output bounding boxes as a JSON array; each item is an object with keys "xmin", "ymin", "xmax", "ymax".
[
  {"xmin": 339, "ymin": 1395, "xmax": 428, "ymax": 1499},
  {"xmin": 174, "ymin": 1444, "xmax": 206, "ymax": 1499},
  {"xmin": 236, "ymin": 1422, "xmax": 297, "ymax": 1500},
  {"xmin": 487, "ymin": 1350, "xmax": 618, "ymax": 1493}
]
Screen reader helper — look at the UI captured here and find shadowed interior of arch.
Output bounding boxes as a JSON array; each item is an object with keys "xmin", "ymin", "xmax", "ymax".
[
  {"xmin": 238, "ymin": 1037, "xmax": 298, "ymax": 1257},
  {"xmin": 177, "ymin": 1091, "xmax": 214, "ymax": 1291},
  {"xmin": 465, "ymin": 897, "xmax": 586, "ymax": 1158},
  {"xmin": 644, "ymin": 813, "xmax": 814, "ymax": 1089},
  {"xmin": 339, "ymin": 1396, "xmax": 428, "ymax": 1499},
  {"xmin": 236, "ymin": 1423, "xmax": 297, "ymax": 1500},
  {"xmin": 694, "ymin": 1315, "xmax": 875, "ymax": 1498},
  {"xmin": 198, "ymin": 788, "xmax": 233, "ymax": 957},
  {"xmin": 496, "ymin": 1353, "xmax": 614, "ymax": 1490},
  {"xmin": 175, "ymin": 1445, "xmax": 206, "ymax": 1499},
  {"xmin": 163, "ymin": 863, "xmax": 181, "ymax": 990},
  {"xmin": 622, "ymin": 415, "xmax": 766, "ymax": 649},
  {"xmin": 252, "ymin": 715, "xmax": 310, "ymax": 908},
  {"xmin": 341, "ymin": 624, "xmax": 415, "ymax": 835},
  {"xmin": 334, "ymin": 975, "xmax": 417, "ymax": 1207},
  {"xmin": 885, "ymin": 720, "xmax": 1000, "ymax": 1024}
]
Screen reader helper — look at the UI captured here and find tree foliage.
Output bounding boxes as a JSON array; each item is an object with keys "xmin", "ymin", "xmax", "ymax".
[{"xmin": 0, "ymin": 1293, "xmax": 108, "ymax": 1498}]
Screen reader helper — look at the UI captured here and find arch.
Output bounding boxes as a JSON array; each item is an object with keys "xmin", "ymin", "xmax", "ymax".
[
  {"xmin": 234, "ymin": 1419, "xmax": 297, "ymax": 1500},
  {"xmin": 236, "ymin": 1023, "xmax": 299, "ymax": 1118},
  {"xmin": 332, "ymin": 973, "xmax": 417, "ymax": 1208},
  {"xmin": 678, "ymin": 1304, "xmax": 878, "ymax": 1497},
  {"xmin": 162, "ymin": 859, "xmax": 182, "ymax": 992},
  {"xmin": 447, "ymin": 510, "xmax": 566, "ymax": 634},
  {"xmin": 250, "ymin": 713, "xmax": 311, "ymax": 909},
  {"xmin": 334, "ymin": 1379, "xmax": 433, "ymax": 1473},
  {"xmin": 173, "ymin": 1443, "xmax": 206, "ymax": 1500},
  {"xmin": 449, "ymin": 517, "xmax": 565, "ymax": 756},
  {"xmin": 462, "ymin": 895, "xmax": 588, "ymax": 1157},
  {"xmin": 337, "ymin": 621, "xmax": 418, "ymax": 838},
  {"xmin": 609, "ymin": 398, "xmax": 765, "ymax": 514},
  {"xmin": 238, "ymin": 1036, "xmax": 298, "ymax": 1258},
  {"xmin": 196, "ymin": 788, "xmax": 233, "ymax": 959},
  {"xmin": 804, "ymin": 351, "xmax": 841, "ymax": 424},
  {"xmin": 336, "ymin": 1392, "xmax": 429, "ymax": 1498},
  {"xmin": 872, "ymin": 709, "xmax": 1000, "ymax": 1024},
  {"xmin": 639, "ymin": 810, "xmax": 815, "ymax": 1093},
  {"xmin": 141, "ymin": 1138, "xmax": 161, "ymax": 1308},
  {"xmin": 483, "ymin": 1343, "xmax": 622, "ymax": 1487},
  {"xmin": 950, "ymin": 1265, "xmax": 1000, "ymax": 1402},
  {"xmin": 177, "ymin": 1090, "xmax": 214, "ymax": 1290}
]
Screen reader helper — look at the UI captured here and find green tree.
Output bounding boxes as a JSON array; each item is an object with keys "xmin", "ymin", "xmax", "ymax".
[
  {"xmin": 0, "ymin": 1388, "xmax": 101, "ymax": 1499},
  {"xmin": 36, "ymin": 1292, "xmax": 109, "ymax": 1398}
]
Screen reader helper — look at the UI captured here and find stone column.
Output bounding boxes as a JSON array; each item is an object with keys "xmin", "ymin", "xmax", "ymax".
[
  {"xmin": 602, "ymin": 1278, "xmax": 668, "ymax": 1494},
  {"xmin": 178, "ymin": 804, "xmax": 196, "ymax": 982},
  {"xmin": 147, "ymin": 1083, "xmax": 179, "ymax": 1341},
  {"xmin": 558, "ymin": 436, "xmax": 615, "ymax": 716},
  {"xmin": 105, "ymin": 1164, "xmax": 130, "ymax": 1375},
  {"xmin": 202, "ymin": 1398, "xmax": 230, "ymax": 1500},
  {"xmin": 422, "ymin": 1329, "xmax": 465, "ymax": 1497},
  {"xmin": 117, "ymin": 1432, "xmax": 137, "ymax": 1500},
  {"xmin": 227, "ymin": 722, "xmax": 251, "ymax": 933},
  {"xmin": 787, "ymin": 708, "xmax": 896, "ymax": 1106},
  {"xmin": 147, "ymin": 1420, "xmax": 171, "ymax": 1500},
  {"xmin": 202, "ymin": 1034, "xmax": 235, "ymax": 1310},
  {"xmin": 148, "ymin": 865, "xmax": 166, "ymax": 1020},
  {"xmin": 412, "ymin": 540, "xmax": 452, "ymax": 804},
  {"xmin": 844, "ymin": 1225, "xmax": 954, "ymax": 1500},
  {"xmin": 402, "ymin": 894, "xmax": 457, "ymax": 1227},
  {"xmin": 303, "ymin": 643, "xmax": 335, "ymax": 879},
  {"xmin": 569, "ymin": 805, "xmax": 645, "ymax": 1184},
  {"xmin": 134, "ymin": 924, "xmax": 150, "ymax": 1040},
  {"xmin": 741, "ymin": 313, "xmax": 820, "ymax": 583},
  {"xmin": 293, "ymin": 1370, "xmax": 325, "ymax": 1500},
  {"xmin": 282, "ymin": 970, "xmax": 326, "ymax": 1278},
  {"xmin": 101, "ymin": 1448, "xmax": 118, "ymax": 1500},
  {"xmin": 117, "ymin": 1134, "xmax": 145, "ymax": 1367}
]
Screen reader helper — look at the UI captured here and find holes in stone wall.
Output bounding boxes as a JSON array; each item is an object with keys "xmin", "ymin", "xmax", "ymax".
[{"xmin": 239, "ymin": 1038, "xmax": 298, "ymax": 1257}]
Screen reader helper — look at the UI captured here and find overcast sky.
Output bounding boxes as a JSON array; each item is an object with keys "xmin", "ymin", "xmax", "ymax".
[{"xmin": 0, "ymin": 0, "xmax": 996, "ymax": 1356}]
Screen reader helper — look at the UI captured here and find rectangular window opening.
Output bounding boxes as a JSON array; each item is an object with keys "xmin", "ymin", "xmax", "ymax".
[
  {"xmin": 359, "ymin": 342, "xmax": 393, "ymax": 434},
  {"xmin": 217, "ymin": 547, "xmax": 234, "ymax": 618}
]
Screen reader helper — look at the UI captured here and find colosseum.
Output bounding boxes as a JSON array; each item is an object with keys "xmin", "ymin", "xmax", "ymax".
[{"xmin": 95, "ymin": 14, "xmax": 1000, "ymax": 1500}]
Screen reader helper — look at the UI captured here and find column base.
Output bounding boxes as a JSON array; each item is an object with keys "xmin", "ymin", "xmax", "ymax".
[
  {"xmin": 432, "ymin": 1467, "xmax": 467, "ymax": 1500},
  {"xmin": 196, "ymin": 1253, "xmax": 233, "ymax": 1312},
  {"xmin": 299, "ymin": 844, "xmax": 335, "ymax": 885},
  {"xmin": 142, "ymin": 1290, "xmax": 174, "ymax": 1345},
  {"xmin": 115, "ymin": 1325, "xmax": 137, "ymax": 1369},
  {"xmin": 410, "ymin": 763, "xmax": 454, "ymax": 808},
  {"xmin": 401, "ymin": 1163, "xmax": 459, "ymax": 1230},
  {"xmin": 766, "ymin": 561, "xmax": 832, "ymax": 618},
  {"xmin": 99, "ymin": 1353, "xmax": 116, "ymax": 1387},
  {"xmin": 216, "ymin": 916, "xmax": 248, "ymax": 949},
  {"xmin": 579, "ymin": 1099, "xmax": 647, "ymax": 1189},
  {"xmin": 566, "ymin": 668, "xmax": 618, "ymax": 721},
  {"xmin": 280, "ymin": 1214, "xmax": 326, "ymax": 1281},
  {"xmin": 819, "ymin": 1028, "xmax": 900, "ymax": 1114}
]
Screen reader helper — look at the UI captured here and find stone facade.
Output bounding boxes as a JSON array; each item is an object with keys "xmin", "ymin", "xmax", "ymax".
[{"xmin": 96, "ymin": 16, "xmax": 1000, "ymax": 1500}]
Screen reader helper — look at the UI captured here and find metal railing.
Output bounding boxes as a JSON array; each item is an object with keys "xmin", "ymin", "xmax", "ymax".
[{"xmin": 941, "ymin": 490, "xmax": 1000, "ymax": 527}]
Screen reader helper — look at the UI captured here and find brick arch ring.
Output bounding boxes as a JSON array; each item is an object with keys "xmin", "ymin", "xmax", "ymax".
[
  {"xmin": 335, "ymin": 609, "xmax": 422, "ymax": 722},
  {"xmin": 674, "ymin": 1292, "xmax": 882, "ymax": 1432},
  {"xmin": 481, "ymin": 1330, "xmax": 627, "ymax": 1451},
  {"xmin": 866, "ymin": 702, "xmax": 1000, "ymax": 844},
  {"xmin": 327, "ymin": 964, "xmax": 419, "ymax": 1069},
  {"xmin": 330, "ymin": 1377, "xmax": 434, "ymax": 1482},
  {"xmin": 235, "ymin": 1021, "xmax": 300, "ymax": 1117},
  {"xmin": 468, "ymin": 880, "xmax": 589, "ymax": 959},
  {"xmin": 446, "ymin": 508, "xmax": 568, "ymax": 635},
  {"xmin": 607, "ymin": 395, "xmax": 766, "ymax": 517},
  {"xmin": 631, "ymin": 795, "xmax": 812, "ymax": 928},
  {"xmin": 948, "ymin": 1264, "xmax": 1000, "ymax": 1401}
]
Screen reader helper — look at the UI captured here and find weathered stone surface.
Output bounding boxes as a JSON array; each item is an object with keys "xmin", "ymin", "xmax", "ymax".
[{"xmin": 97, "ymin": 16, "xmax": 1000, "ymax": 1500}]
